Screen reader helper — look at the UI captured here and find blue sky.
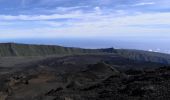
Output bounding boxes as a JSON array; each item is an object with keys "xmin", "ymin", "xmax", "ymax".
[{"xmin": 0, "ymin": 0, "xmax": 170, "ymax": 52}]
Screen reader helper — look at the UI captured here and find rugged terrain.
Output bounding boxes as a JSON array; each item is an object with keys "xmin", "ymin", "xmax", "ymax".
[
  {"xmin": 0, "ymin": 43, "xmax": 170, "ymax": 64},
  {"xmin": 0, "ymin": 43, "xmax": 170, "ymax": 100}
]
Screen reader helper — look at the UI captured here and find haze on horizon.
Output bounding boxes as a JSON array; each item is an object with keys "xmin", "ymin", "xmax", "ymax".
[{"xmin": 0, "ymin": 0, "xmax": 170, "ymax": 53}]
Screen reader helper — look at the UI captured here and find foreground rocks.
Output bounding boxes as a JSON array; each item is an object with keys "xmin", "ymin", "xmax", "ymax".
[{"xmin": 0, "ymin": 55, "xmax": 170, "ymax": 100}]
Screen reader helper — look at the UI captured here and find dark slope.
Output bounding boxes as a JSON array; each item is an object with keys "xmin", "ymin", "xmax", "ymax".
[
  {"xmin": 0, "ymin": 43, "xmax": 170, "ymax": 65},
  {"xmin": 116, "ymin": 49, "xmax": 170, "ymax": 64},
  {"xmin": 0, "ymin": 54, "xmax": 169, "ymax": 100},
  {"xmin": 0, "ymin": 43, "xmax": 119, "ymax": 57},
  {"xmin": 0, "ymin": 43, "xmax": 99, "ymax": 56}
]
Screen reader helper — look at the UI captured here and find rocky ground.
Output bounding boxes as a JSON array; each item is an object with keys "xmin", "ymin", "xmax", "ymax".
[{"xmin": 0, "ymin": 54, "xmax": 170, "ymax": 100}]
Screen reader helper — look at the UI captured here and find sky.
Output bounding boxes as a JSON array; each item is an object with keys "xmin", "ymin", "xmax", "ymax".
[{"xmin": 0, "ymin": 0, "xmax": 170, "ymax": 53}]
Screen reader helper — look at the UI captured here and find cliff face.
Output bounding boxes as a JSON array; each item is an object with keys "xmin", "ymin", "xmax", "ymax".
[
  {"xmin": 0, "ymin": 43, "xmax": 98, "ymax": 56},
  {"xmin": 0, "ymin": 43, "xmax": 170, "ymax": 65}
]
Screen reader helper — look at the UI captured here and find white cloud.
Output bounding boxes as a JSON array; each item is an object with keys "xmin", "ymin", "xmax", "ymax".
[
  {"xmin": 0, "ymin": 13, "xmax": 82, "ymax": 21},
  {"xmin": 0, "ymin": 8, "xmax": 103, "ymax": 21},
  {"xmin": 94, "ymin": 7, "xmax": 102, "ymax": 15},
  {"xmin": 56, "ymin": 6, "xmax": 89, "ymax": 11},
  {"xmin": 1, "ymin": 8, "xmax": 170, "ymax": 39},
  {"xmin": 133, "ymin": 2, "xmax": 155, "ymax": 6}
]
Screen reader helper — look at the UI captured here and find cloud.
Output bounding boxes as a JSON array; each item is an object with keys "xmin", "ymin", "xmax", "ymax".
[
  {"xmin": 0, "ymin": 13, "xmax": 82, "ymax": 21},
  {"xmin": 0, "ymin": 0, "xmax": 170, "ymax": 39},
  {"xmin": 0, "ymin": 7, "xmax": 106, "ymax": 21},
  {"xmin": 133, "ymin": 2, "xmax": 155, "ymax": 6},
  {"xmin": 1, "ymin": 11, "xmax": 170, "ymax": 39}
]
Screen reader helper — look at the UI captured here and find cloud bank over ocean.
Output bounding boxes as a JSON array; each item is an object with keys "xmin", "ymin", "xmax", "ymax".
[{"xmin": 0, "ymin": 0, "xmax": 170, "ymax": 53}]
